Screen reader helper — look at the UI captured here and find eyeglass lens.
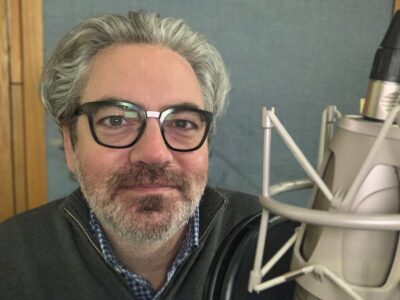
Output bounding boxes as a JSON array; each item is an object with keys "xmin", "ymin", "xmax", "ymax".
[{"xmin": 91, "ymin": 105, "xmax": 208, "ymax": 150}]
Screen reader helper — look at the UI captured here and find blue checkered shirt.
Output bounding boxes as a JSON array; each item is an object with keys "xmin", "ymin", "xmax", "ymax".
[{"xmin": 89, "ymin": 208, "xmax": 199, "ymax": 300}]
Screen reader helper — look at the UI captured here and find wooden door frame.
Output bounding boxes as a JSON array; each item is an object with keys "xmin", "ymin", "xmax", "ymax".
[
  {"xmin": 395, "ymin": 0, "xmax": 400, "ymax": 13},
  {"xmin": 0, "ymin": 0, "xmax": 46, "ymax": 221}
]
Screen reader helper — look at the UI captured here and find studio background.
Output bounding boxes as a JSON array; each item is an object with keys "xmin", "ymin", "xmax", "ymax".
[{"xmin": 45, "ymin": 0, "xmax": 393, "ymax": 202}]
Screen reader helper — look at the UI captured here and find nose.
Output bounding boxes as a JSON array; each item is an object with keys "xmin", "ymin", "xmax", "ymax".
[{"xmin": 129, "ymin": 119, "xmax": 173, "ymax": 167}]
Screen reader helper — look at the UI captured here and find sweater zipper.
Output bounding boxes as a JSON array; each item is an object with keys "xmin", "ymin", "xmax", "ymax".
[
  {"xmin": 64, "ymin": 207, "xmax": 140, "ymax": 295},
  {"xmin": 199, "ymin": 194, "xmax": 227, "ymax": 242},
  {"xmin": 160, "ymin": 194, "xmax": 227, "ymax": 298},
  {"xmin": 64, "ymin": 207, "xmax": 103, "ymax": 257}
]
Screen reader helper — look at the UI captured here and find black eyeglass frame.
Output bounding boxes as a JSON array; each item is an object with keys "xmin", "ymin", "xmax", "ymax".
[{"xmin": 74, "ymin": 100, "xmax": 214, "ymax": 152}]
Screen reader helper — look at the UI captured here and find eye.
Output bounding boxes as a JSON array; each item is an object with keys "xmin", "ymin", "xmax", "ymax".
[
  {"xmin": 101, "ymin": 116, "xmax": 126, "ymax": 127},
  {"xmin": 164, "ymin": 119, "xmax": 198, "ymax": 130},
  {"xmin": 173, "ymin": 119, "xmax": 196, "ymax": 129}
]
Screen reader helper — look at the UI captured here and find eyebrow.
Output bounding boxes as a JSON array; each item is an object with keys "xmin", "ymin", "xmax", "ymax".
[
  {"xmin": 86, "ymin": 96, "xmax": 131, "ymax": 103},
  {"xmin": 86, "ymin": 97, "xmax": 204, "ymax": 111}
]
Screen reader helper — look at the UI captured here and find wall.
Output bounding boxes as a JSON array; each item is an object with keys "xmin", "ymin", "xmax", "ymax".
[{"xmin": 44, "ymin": 0, "xmax": 393, "ymax": 202}]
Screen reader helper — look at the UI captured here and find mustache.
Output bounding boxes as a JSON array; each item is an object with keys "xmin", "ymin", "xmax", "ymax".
[{"xmin": 106, "ymin": 164, "xmax": 187, "ymax": 189}]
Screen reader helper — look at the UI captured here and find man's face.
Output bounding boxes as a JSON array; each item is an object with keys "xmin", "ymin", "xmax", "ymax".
[{"xmin": 63, "ymin": 44, "xmax": 208, "ymax": 244}]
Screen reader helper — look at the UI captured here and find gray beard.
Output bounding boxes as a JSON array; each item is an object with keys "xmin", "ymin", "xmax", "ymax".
[
  {"xmin": 95, "ymin": 193, "xmax": 200, "ymax": 245},
  {"xmin": 75, "ymin": 161, "xmax": 206, "ymax": 245}
]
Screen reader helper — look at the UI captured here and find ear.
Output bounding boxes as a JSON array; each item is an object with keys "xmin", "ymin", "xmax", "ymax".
[{"xmin": 62, "ymin": 126, "xmax": 76, "ymax": 174}]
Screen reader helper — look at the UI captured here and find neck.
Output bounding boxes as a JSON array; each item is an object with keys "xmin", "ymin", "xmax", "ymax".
[{"xmin": 102, "ymin": 224, "xmax": 188, "ymax": 291}]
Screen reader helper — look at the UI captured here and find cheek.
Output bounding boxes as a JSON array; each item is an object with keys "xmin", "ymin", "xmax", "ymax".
[
  {"xmin": 76, "ymin": 147, "xmax": 126, "ymax": 178},
  {"xmin": 175, "ymin": 146, "xmax": 209, "ymax": 176},
  {"xmin": 73, "ymin": 131, "xmax": 128, "ymax": 178}
]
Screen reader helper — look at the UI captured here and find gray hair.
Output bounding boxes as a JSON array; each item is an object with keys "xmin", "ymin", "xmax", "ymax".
[{"xmin": 41, "ymin": 11, "xmax": 230, "ymax": 137}]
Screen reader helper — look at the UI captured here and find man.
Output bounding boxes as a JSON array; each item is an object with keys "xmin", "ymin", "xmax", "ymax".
[{"xmin": 0, "ymin": 11, "xmax": 260, "ymax": 299}]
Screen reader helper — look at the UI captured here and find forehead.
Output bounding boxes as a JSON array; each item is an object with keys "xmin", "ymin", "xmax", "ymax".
[{"xmin": 81, "ymin": 44, "xmax": 204, "ymax": 110}]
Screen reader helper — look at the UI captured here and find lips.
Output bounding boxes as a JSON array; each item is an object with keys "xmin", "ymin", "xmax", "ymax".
[
  {"xmin": 117, "ymin": 182, "xmax": 181, "ymax": 195},
  {"xmin": 119, "ymin": 180, "xmax": 180, "ymax": 189},
  {"xmin": 122, "ymin": 184, "xmax": 175, "ymax": 191}
]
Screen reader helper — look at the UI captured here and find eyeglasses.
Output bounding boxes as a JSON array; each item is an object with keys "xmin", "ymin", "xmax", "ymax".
[{"xmin": 74, "ymin": 100, "xmax": 213, "ymax": 152}]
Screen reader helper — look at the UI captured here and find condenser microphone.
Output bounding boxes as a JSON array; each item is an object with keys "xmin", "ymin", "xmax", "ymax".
[
  {"xmin": 248, "ymin": 10, "xmax": 400, "ymax": 300},
  {"xmin": 292, "ymin": 11, "xmax": 400, "ymax": 299}
]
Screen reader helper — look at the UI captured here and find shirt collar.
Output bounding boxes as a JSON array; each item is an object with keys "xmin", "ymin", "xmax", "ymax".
[{"xmin": 89, "ymin": 207, "xmax": 199, "ymax": 299}]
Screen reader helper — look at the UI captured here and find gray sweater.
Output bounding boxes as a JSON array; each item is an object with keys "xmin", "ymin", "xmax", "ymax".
[{"xmin": 0, "ymin": 186, "xmax": 260, "ymax": 299}]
